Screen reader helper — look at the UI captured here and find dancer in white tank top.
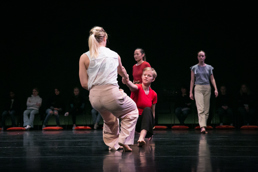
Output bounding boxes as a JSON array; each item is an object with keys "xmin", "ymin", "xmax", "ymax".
[{"xmin": 79, "ymin": 26, "xmax": 138, "ymax": 152}]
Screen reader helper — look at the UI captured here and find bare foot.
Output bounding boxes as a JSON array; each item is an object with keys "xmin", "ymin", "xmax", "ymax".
[
  {"xmin": 137, "ymin": 140, "xmax": 146, "ymax": 147},
  {"xmin": 119, "ymin": 143, "xmax": 132, "ymax": 152},
  {"xmin": 201, "ymin": 127, "xmax": 208, "ymax": 134},
  {"xmin": 147, "ymin": 135, "xmax": 153, "ymax": 141}
]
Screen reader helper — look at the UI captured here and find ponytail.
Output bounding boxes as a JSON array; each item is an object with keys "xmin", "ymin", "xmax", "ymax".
[
  {"xmin": 88, "ymin": 34, "xmax": 99, "ymax": 58},
  {"xmin": 88, "ymin": 26, "xmax": 108, "ymax": 58}
]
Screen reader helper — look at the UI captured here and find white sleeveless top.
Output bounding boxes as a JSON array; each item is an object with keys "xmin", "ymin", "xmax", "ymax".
[{"xmin": 85, "ymin": 47, "xmax": 119, "ymax": 90}]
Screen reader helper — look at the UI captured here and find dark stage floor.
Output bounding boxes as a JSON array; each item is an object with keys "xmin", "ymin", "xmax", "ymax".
[{"xmin": 1, "ymin": 129, "xmax": 258, "ymax": 172}]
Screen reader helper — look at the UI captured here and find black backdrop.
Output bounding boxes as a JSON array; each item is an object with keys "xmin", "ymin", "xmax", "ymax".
[{"xmin": 1, "ymin": 1, "xmax": 257, "ymax": 109}]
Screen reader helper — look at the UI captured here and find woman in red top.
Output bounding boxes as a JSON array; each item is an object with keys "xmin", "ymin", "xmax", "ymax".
[
  {"xmin": 123, "ymin": 67, "xmax": 157, "ymax": 146},
  {"xmin": 132, "ymin": 48, "xmax": 151, "ymax": 84}
]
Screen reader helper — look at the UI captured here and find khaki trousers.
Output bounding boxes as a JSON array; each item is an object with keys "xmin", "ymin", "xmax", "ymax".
[
  {"xmin": 194, "ymin": 85, "xmax": 211, "ymax": 128},
  {"xmin": 89, "ymin": 85, "xmax": 138, "ymax": 150}
]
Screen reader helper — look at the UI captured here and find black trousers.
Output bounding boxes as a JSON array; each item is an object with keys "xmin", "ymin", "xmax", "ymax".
[{"xmin": 136, "ymin": 107, "xmax": 154, "ymax": 138}]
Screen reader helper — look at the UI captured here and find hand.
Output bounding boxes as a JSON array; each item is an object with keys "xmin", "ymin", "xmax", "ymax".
[
  {"xmin": 64, "ymin": 112, "xmax": 69, "ymax": 116},
  {"xmin": 189, "ymin": 93, "xmax": 194, "ymax": 100},
  {"xmin": 214, "ymin": 90, "xmax": 218, "ymax": 97},
  {"xmin": 36, "ymin": 103, "xmax": 41, "ymax": 106},
  {"xmin": 122, "ymin": 76, "xmax": 129, "ymax": 84}
]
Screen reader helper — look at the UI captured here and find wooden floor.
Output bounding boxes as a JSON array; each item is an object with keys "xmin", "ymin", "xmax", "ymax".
[{"xmin": 1, "ymin": 128, "xmax": 258, "ymax": 171}]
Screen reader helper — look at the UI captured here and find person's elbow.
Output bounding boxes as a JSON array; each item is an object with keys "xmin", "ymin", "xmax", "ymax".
[
  {"xmin": 80, "ymin": 81, "xmax": 88, "ymax": 90},
  {"xmin": 81, "ymin": 85, "xmax": 88, "ymax": 90}
]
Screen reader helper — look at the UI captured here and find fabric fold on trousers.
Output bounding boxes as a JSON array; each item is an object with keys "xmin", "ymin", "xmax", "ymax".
[{"xmin": 89, "ymin": 85, "xmax": 138, "ymax": 150}]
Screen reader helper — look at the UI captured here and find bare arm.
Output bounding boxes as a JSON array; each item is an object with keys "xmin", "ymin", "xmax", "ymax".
[
  {"xmin": 210, "ymin": 74, "xmax": 218, "ymax": 97},
  {"xmin": 117, "ymin": 55, "xmax": 128, "ymax": 79},
  {"xmin": 123, "ymin": 78, "xmax": 138, "ymax": 92},
  {"xmin": 79, "ymin": 54, "xmax": 90, "ymax": 90},
  {"xmin": 189, "ymin": 70, "xmax": 195, "ymax": 100}
]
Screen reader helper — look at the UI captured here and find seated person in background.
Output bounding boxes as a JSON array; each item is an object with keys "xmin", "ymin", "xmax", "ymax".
[
  {"xmin": 237, "ymin": 84, "xmax": 256, "ymax": 126},
  {"xmin": 216, "ymin": 85, "xmax": 234, "ymax": 126},
  {"xmin": 123, "ymin": 67, "xmax": 157, "ymax": 146},
  {"xmin": 174, "ymin": 86, "xmax": 192, "ymax": 125},
  {"xmin": 91, "ymin": 108, "xmax": 102, "ymax": 129},
  {"xmin": 23, "ymin": 88, "xmax": 42, "ymax": 129},
  {"xmin": 2, "ymin": 91, "xmax": 20, "ymax": 129},
  {"xmin": 64, "ymin": 87, "xmax": 85, "ymax": 129},
  {"xmin": 42, "ymin": 88, "xmax": 65, "ymax": 128}
]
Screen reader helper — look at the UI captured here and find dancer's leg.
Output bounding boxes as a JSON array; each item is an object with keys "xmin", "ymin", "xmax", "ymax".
[
  {"xmin": 195, "ymin": 85, "xmax": 206, "ymax": 128},
  {"xmin": 137, "ymin": 107, "xmax": 154, "ymax": 146},
  {"xmin": 203, "ymin": 85, "xmax": 211, "ymax": 124},
  {"xmin": 97, "ymin": 109, "xmax": 120, "ymax": 150},
  {"xmin": 89, "ymin": 85, "xmax": 138, "ymax": 151}
]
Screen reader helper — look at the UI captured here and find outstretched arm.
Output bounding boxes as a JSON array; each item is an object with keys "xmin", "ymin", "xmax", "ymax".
[
  {"xmin": 117, "ymin": 55, "xmax": 129, "ymax": 79},
  {"xmin": 210, "ymin": 74, "xmax": 218, "ymax": 97},
  {"xmin": 79, "ymin": 54, "xmax": 90, "ymax": 90},
  {"xmin": 122, "ymin": 76, "xmax": 138, "ymax": 92}
]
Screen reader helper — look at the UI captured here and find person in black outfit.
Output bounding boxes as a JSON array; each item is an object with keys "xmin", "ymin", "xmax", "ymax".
[
  {"xmin": 174, "ymin": 86, "xmax": 192, "ymax": 125},
  {"xmin": 216, "ymin": 85, "xmax": 234, "ymax": 126},
  {"xmin": 42, "ymin": 88, "xmax": 65, "ymax": 128},
  {"xmin": 1, "ymin": 91, "xmax": 20, "ymax": 129},
  {"xmin": 237, "ymin": 84, "xmax": 256, "ymax": 126},
  {"xmin": 64, "ymin": 87, "xmax": 85, "ymax": 129}
]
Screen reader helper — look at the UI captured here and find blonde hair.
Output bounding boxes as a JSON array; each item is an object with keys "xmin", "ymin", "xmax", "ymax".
[
  {"xmin": 88, "ymin": 26, "xmax": 108, "ymax": 58},
  {"xmin": 142, "ymin": 67, "xmax": 157, "ymax": 79}
]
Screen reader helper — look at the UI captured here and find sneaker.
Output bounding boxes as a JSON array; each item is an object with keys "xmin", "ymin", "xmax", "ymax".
[
  {"xmin": 94, "ymin": 123, "xmax": 98, "ymax": 130},
  {"xmin": 72, "ymin": 125, "xmax": 76, "ymax": 130},
  {"xmin": 42, "ymin": 125, "xmax": 46, "ymax": 129}
]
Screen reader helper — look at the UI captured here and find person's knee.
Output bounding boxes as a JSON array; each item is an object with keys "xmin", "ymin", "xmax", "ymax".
[
  {"xmin": 175, "ymin": 108, "xmax": 182, "ymax": 115},
  {"xmin": 182, "ymin": 110, "xmax": 189, "ymax": 116},
  {"xmin": 128, "ymin": 109, "xmax": 139, "ymax": 121},
  {"xmin": 23, "ymin": 110, "xmax": 29, "ymax": 116},
  {"xmin": 31, "ymin": 111, "xmax": 38, "ymax": 116},
  {"xmin": 46, "ymin": 109, "xmax": 53, "ymax": 114}
]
